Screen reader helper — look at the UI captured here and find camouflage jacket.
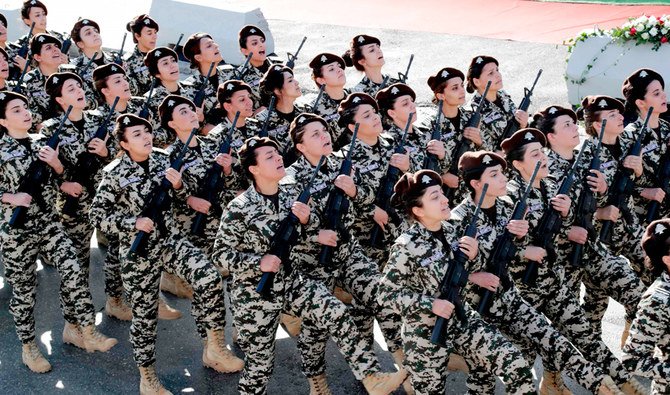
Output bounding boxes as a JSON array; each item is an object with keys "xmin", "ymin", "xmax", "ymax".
[
  {"xmin": 350, "ymin": 73, "xmax": 400, "ymax": 97},
  {"xmin": 89, "ymin": 149, "xmax": 189, "ymax": 249},
  {"xmin": 0, "ymin": 133, "xmax": 61, "ymax": 229},
  {"xmin": 207, "ymin": 115, "xmax": 262, "ymax": 158},
  {"xmin": 622, "ymin": 272, "xmax": 670, "ymax": 386},
  {"xmin": 466, "ymin": 90, "xmax": 517, "ymax": 151},
  {"xmin": 417, "ymin": 108, "xmax": 475, "ymax": 176},
  {"xmin": 142, "ymin": 81, "xmax": 197, "ymax": 148},
  {"xmin": 238, "ymin": 58, "xmax": 282, "ymax": 109},
  {"xmin": 383, "ymin": 123, "xmax": 433, "ymax": 173},
  {"xmin": 183, "ymin": 65, "xmax": 236, "ymax": 122},
  {"xmin": 93, "ymin": 97, "xmax": 149, "ymax": 138},
  {"xmin": 251, "ymin": 104, "xmax": 306, "ymax": 154},
  {"xmin": 70, "ymin": 50, "xmax": 117, "ymax": 88},
  {"xmin": 22, "ymin": 66, "xmax": 50, "ymax": 125},
  {"xmin": 123, "ymin": 46, "xmax": 152, "ymax": 96},
  {"xmin": 14, "ymin": 30, "xmax": 69, "ymax": 56},
  {"xmin": 308, "ymin": 88, "xmax": 350, "ymax": 145}
]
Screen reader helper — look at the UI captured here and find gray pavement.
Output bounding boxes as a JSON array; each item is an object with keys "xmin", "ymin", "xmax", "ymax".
[{"xmin": 0, "ymin": 18, "xmax": 650, "ymax": 395}]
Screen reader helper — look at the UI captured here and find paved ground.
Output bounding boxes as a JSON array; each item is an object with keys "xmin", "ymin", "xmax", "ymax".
[{"xmin": 0, "ymin": 17, "xmax": 651, "ymax": 395}]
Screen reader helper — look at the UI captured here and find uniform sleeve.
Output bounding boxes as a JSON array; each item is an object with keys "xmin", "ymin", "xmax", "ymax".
[
  {"xmin": 212, "ymin": 201, "xmax": 262, "ymax": 278},
  {"xmin": 378, "ymin": 241, "xmax": 435, "ymax": 316},
  {"xmin": 89, "ymin": 171, "xmax": 137, "ymax": 234}
]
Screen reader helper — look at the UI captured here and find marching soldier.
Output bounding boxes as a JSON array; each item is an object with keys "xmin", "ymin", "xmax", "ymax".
[
  {"xmin": 15, "ymin": 0, "xmax": 70, "ymax": 55},
  {"xmin": 236, "ymin": 25, "xmax": 281, "ymax": 110},
  {"xmin": 207, "ymin": 80, "xmax": 261, "ymax": 155},
  {"xmin": 344, "ymin": 34, "xmax": 400, "ymax": 97},
  {"xmin": 69, "ymin": 19, "xmax": 120, "ymax": 94},
  {"xmin": 0, "ymin": 48, "xmax": 13, "ymax": 91},
  {"xmin": 124, "ymin": 14, "xmax": 159, "ymax": 96},
  {"xmin": 0, "ymin": 91, "xmax": 116, "ymax": 373},
  {"xmin": 89, "ymin": 113, "xmax": 243, "ymax": 394},
  {"xmin": 307, "ymin": 53, "xmax": 350, "ymax": 147},
  {"xmin": 0, "ymin": 13, "xmax": 29, "ymax": 80},
  {"xmin": 22, "ymin": 33, "xmax": 65, "ymax": 126}
]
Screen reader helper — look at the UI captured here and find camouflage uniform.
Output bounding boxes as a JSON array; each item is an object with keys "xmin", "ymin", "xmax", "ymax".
[
  {"xmin": 547, "ymin": 146, "xmax": 644, "ymax": 332},
  {"xmin": 124, "ymin": 46, "xmax": 152, "ymax": 96},
  {"xmin": 14, "ymin": 30, "xmax": 69, "ymax": 55},
  {"xmin": 207, "ymin": 115, "xmax": 262, "ymax": 159},
  {"xmin": 70, "ymin": 50, "xmax": 117, "ymax": 104},
  {"xmin": 308, "ymin": 89, "xmax": 350, "ymax": 148},
  {"xmin": 622, "ymin": 272, "xmax": 670, "ymax": 394},
  {"xmin": 284, "ymin": 154, "xmax": 403, "ymax": 377},
  {"xmin": 0, "ymin": 133, "xmax": 95, "ymax": 343},
  {"xmin": 237, "ymin": 59, "xmax": 281, "ymax": 109},
  {"xmin": 378, "ymin": 220, "xmax": 536, "ymax": 395},
  {"xmin": 22, "ymin": 67, "xmax": 50, "ymax": 125},
  {"xmin": 450, "ymin": 195, "xmax": 608, "ymax": 393},
  {"xmin": 467, "ymin": 90, "xmax": 516, "ymax": 151},
  {"xmin": 350, "ymin": 74, "xmax": 400, "ymax": 97},
  {"xmin": 507, "ymin": 172, "xmax": 632, "ymax": 385},
  {"xmin": 89, "ymin": 149, "xmax": 227, "ymax": 367},
  {"xmin": 142, "ymin": 82, "xmax": 197, "ymax": 148},
  {"xmin": 251, "ymin": 105, "xmax": 305, "ymax": 154},
  {"xmin": 183, "ymin": 65, "xmax": 236, "ymax": 125}
]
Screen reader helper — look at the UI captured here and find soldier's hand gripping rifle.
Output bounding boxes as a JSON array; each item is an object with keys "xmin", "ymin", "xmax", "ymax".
[
  {"xmin": 496, "ymin": 69, "xmax": 543, "ymax": 148},
  {"xmin": 193, "ymin": 62, "xmax": 216, "ymax": 108},
  {"xmin": 477, "ymin": 162, "xmax": 539, "ymax": 315},
  {"xmin": 368, "ymin": 113, "xmax": 413, "ymax": 248},
  {"xmin": 190, "ymin": 112, "xmax": 240, "ymax": 236},
  {"xmin": 128, "ymin": 127, "xmax": 197, "ymax": 258},
  {"xmin": 431, "ymin": 184, "xmax": 488, "ymax": 347},
  {"xmin": 12, "ymin": 54, "xmax": 33, "ymax": 94},
  {"xmin": 9, "ymin": 106, "xmax": 73, "ymax": 228},
  {"xmin": 567, "ymin": 121, "xmax": 605, "ymax": 267},
  {"xmin": 61, "ymin": 97, "xmax": 120, "ymax": 216},
  {"xmin": 234, "ymin": 53, "xmax": 253, "ymax": 80},
  {"xmin": 317, "ymin": 124, "xmax": 359, "ymax": 270},
  {"xmin": 256, "ymin": 155, "xmax": 325, "ymax": 300},
  {"xmin": 398, "ymin": 54, "xmax": 414, "ymax": 84},
  {"xmin": 286, "ymin": 36, "xmax": 307, "ymax": 69},
  {"xmin": 523, "ymin": 146, "xmax": 584, "ymax": 285},
  {"xmin": 422, "ymin": 100, "xmax": 443, "ymax": 172},
  {"xmin": 599, "ymin": 107, "xmax": 653, "ymax": 243},
  {"xmin": 10, "ymin": 22, "xmax": 34, "ymax": 81},
  {"xmin": 113, "ymin": 33, "xmax": 127, "ymax": 66},
  {"xmin": 138, "ymin": 77, "xmax": 156, "ymax": 120},
  {"xmin": 258, "ymin": 96, "xmax": 276, "ymax": 138},
  {"xmin": 310, "ymin": 84, "xmax": 326, "ymax": 113}
]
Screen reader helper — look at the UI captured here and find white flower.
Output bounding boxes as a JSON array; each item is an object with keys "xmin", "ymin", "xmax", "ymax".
[
  {"xmin": 625, "ymin": 31, "xmax": 630, "ymax": 38},
  {"xmin": 650, "ymin": 27, "xmax": 658, "ymax": 36},
  {"xmin": 636, "ymin": 24, "xmax": 645, "ymax": 32},
  {"xmin": 642, "ymin": 32, "xmax": 650, "ymax": 40},
  {"xmin": 662, "ymin": 27, "xmax": 669, "ymax": 35}
]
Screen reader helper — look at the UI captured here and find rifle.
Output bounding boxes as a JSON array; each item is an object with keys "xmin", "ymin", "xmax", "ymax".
[
  {"xmin": 127, "ymin": 127, "xmax": 197, "ymax": 258},
  {"xmin": 310, "ymin": 84, "xmax": 325, "ymax": 113},
  {"xmin": 599, "ymin": 107, "xmax": 653, "ymax": 243},
  {"xmin": 174, "ymin": 33, "xmax": 184, "ymax": 49},
  {"xmin": 317, "ymin": 123, "xmax": 359, "ymax": 270},
  {"xmin": 10, "ymin": 22, "xmax": 35, "ymax": 81},
  {"xmin": 478, "ymin": 162, "xmax": 540, "ymax": 315},
  {"xmin": 193, "ymin": 62, "xmax": 215, "ymax": 108},
  {"xmin": 190, "ymin": 112, "xmax": 240, "ymax": 236},
  {"xmin": 378, "ymin": 75, "xmax": 390, "ymax": 90},
  {"xmin": 286, "ymin": 36, "xmax": 307, "ymax": 69},
  {"xmin": 431, "ymin": 183, "xmax": 488, "ymax": 347},
  {"xmin": 496, "ymin": 69, "xmax": 543, "ymax": 148},
  {"xmin": 567, "ymin": 121, "xmax": 606, "ymax": 267},
  {"xmin": 646, "ymin": 134, "xmax": 670, "ymax": 223},
  {"xmin": 61, "ymin": 37, "xmax": 72, "ymax": 55},
  {"xmin": 138, "ymin": 77, "xmax": 156, "ymax": 120},
  {"xmin": 368, "ymin": 113, "xmax": 413, "ymax": 247},
  {"xmin": 422, "ymin": 100, "xmax": 443, "ymax": 172},
  {"xmin": 398, "ymin": 54, "xmax": 414, "ymax": 84},
  {"xmin": 234, "ymin": 53, "xmax": 253, "ymax": 80},
  {"xmin": 256, "ymin": 155, "xmax": 325, "ymax": 299},
  {"xmin": 524, "ymin": 146, "xmax": 584, "ymax": 285},
  {"xmin": 258, "ymin": 95, "xmax": 276, "ymax": 138},
  {"xmin": 9, "ymin": 106, "xmax": 73, "ymax": 228},
  {"xmin": 113, "ymin": 33, "xmax": 127, "ymax": 66},
  {"xmin": 78, "ymin": 52, "xmax": 99, "ymax": 78},
  {"xmin": 61, "ymin": 97, "xmax": 120, "ymax": 216},
  {"xmin": 12, "ymin": 54, "xmax": 33, "ymax": 93}
]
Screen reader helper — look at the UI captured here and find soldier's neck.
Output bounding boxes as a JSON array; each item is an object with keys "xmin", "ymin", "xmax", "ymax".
[
  {"xmin": 227, "ymin": 114, "xmax": 246, "ymax": 127},
  {"xmin": 441, "ymin": 103, "xmax": 458, "ymax": 119},
  {"xmin": 602, "ymin": 133, "xmax": 618, "ymax": 145},
  {"xmin": 108, "ymin": 98, "xmax": 128, "ymax": 111},
  {"xmin": 137, "ymin": 44, "xmax": 151, "ymax": 54},
  {"xmin": 199, "ymin": 63, "xmax": 216, "ymax": 77},
  {"xmin": 83, "ymin": 48, "xmax": 101, "ymax": 60},
  {"xmin": 161, "ymin": 80, "xmax": 179, "ymax": 92},
  {"xmin": 475, "ymin": 193, "xmax": 496, "ymax": 209},
  {"xmin": 325, "ymin": 85, "xmax": 345, "ymax": 100},
  {"xmin": 357, "ymin": 133, "xmax": 378, "ymax": 147},
  {"xmin": 421, "ymin": 219, "xmax": 441, "ymax": 232},
  {"xmin": 7, "ymin": 129, "xmax": 30, "ymax": 139},
  {"xmin": 276, "ymin": 98, "xmax": 294, "ymax": 114},
  {"xmin": 177, "ymin": 130, "xmax": 198, "ymax": 146},
  {"xmin": 68, "ymin": 108, "xmax": 84, "ymax": 121},
  {"xmin": 551, "ymin": 145, "xmax": 574, "ymax": 161},
  {"xmin": 254, "ymin": 180, "xmax": 279, "ymax": 196},
  {"xmin": 365, "ymin": 68, "xmax": 383, "ymax": 84},
  {"xmin": 480, "ymin": 88, "xmax": 497, "ymax": 103},
  {"xmin": 39, "ymin": 63, "xmax": 59, "ymax": 76}
]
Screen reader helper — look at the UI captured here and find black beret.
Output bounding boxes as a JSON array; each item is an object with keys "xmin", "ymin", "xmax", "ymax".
[
  {"xmin": 350, "ymin": 34, "xmax": 381, "ymax": 48},
  {"xmin": 115, "ymin": 113, "xmax": 153, "ymax": 141},
  {"xmin": 239, "ymin": 136, "xmax": 279, "ymax": 162},
  {"xmin": 458, "ymin": 150, "xmax": 507, "ymax": 175},
  {"xmin": 217, "ymin": 79, "xmax": 252, "ymax": 104},
  {"xmin": 238, "ymin": 25, "xmax": 265, "ymax": 43},
  {"xmin": 144, "ymin": 46, "xmax": 178, "ymax": 76},
  {"xmin": 182, "ymin": 32, "xmax": 212, "ymax": 62},
  {"xmin": 44, "ymin": 72, "xmax": 83, "ymax": 98},
  {"xmin": 70, "ymin": 18, "xmax": 100, "ymax": 43},
  {"xmin": 290, "ymin": 113, "xmax": 329, "ymax": 144},
  {"xmin": 92, "ymin": 63, "xmax": 126, "ymax": 83},
  {"xmin": 427, "ymin": 67, "xmax": 465, "ymax": 92},
  {"xmin": 0, "ymin": 91, "xmax": 29, "ymax": 117},
  {"xmin": 533, "ymin": 105, "xmax": 577, "ymax": 135},
  {"xmin": 337, "ymin": 92, "xmax": 378, "ymax": 127},
  {"xmin": 30, "ymin": 33, "xmax": 61, "ymax": 55},
  {"xmin": 127, "ymin": 14, "xmax": 159, "ymax": 33},
  {"xmin": 622, "ymin": 68, "xmax": 665, "ymax": 102},
  {"xmin": 466, "ymin": 55, "xmax": 498, "ymax": 93},
  {"xmin": 308, "ymin": 53, "xmax": 345, "ymax": 72},
  {"xmin": 501, "ymin": 128, "xmax": 546, "ymax": 154},
  {"xmin": 390, "ymin": 170, "xmax": 443, "ymax": 209},
  {"xmin": 0, "ymin": 13, "xmax": 7, "ymax": 28},
  {"xmin": 158, "ymin": 94, "xmax": 196, "ymax": 131},
  {"xmin": 581, "ymin": 95, "xmax": 624, "ymax": 116},
  {"xmin": 375, "ymin": 83, "xmax": 416, "ymax": 112}
]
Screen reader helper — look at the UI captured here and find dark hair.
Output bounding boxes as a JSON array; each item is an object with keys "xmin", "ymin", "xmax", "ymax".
[
  {"xmin": 529, "ymin": 113, "xmax": 555, "ymax": 148},
  {"xmin": 239, "ymin": 139, "xmax": 280, "ymax": 182},
  {"xmin": 582, "ymin": 109, "xmax": 602, "ymax": 137},
  {"xmin": 341, "ymin": 49, "xmax": 363, "ymax": 71},
  {"xmin": 430, "ymin": 81, "xmax": 448, "ymax": 105},
  {"xmin": 642, "ymin": 219, "xmax": 670, "ymax": 277},
  {"xmin": 505, "ymin": 144, "xmax": 530, "ymax": 174},
  {"xmin": 623, "ymin": 79, "xmax": 662, "ymax": 121},
  {"xmin": 21, "ymin": 0, "xmax": 47, "ymax": 21},
  {"xmin": 126, "ymin": 15, "xmax": 159, "ymax": 44}
]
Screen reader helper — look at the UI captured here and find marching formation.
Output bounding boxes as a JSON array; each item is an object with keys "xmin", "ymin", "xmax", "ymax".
[{"xmin": 1, "ymin": 1, "xmax": 669, "ymax": 394}]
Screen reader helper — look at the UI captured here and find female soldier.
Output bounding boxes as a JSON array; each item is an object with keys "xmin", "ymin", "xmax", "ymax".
[
  {"xmin": 89, "ymin": 113, "xmax": 242, "ymax": 394},
  {"xmin": 450, "ymin": 149, "xmax": 625, "ymax": 395},
  {"xmin": 124, "ymin": 14, "xmax": 159, "ymax": 96},
  {"xmin": 344, "ymin": 34, "xmax": 399, "ymax": 97},
  {"xmin": 307, "ymin": 53, "xmax": 350, "ymax": 148},
  {"xmin": 0, "ymin": 91, "xmax": 116, "ymax": 373},
  {"xmin": 236, "ymin": 25, "xmax": 282, "ymax": 111},
  {"xmin": 378, "ymin": 169, "xmax": 536, "ymax": 395},
  {"xmin": 15, "ymin": 0, "xmax": 70, "ymax": 56},
  {"xmin": 466, "ymin": 55, "xmax": 528, "ymax": 151},
  {"xmin": 21, "ymin": 33, "xmax": 65, "ymax": 127},
  {"xmin": 502, "ymin": 127, "xmax": 644, "ymax": 393},
  {"xmin": 622, "ymin": 218, "xmax": 670, "ymax": 394},
  {"xmin": 620, "ymin": 68, "xmax": 669, "ymax": 224},
  {"xmin": 0, "ymin": 13, "xmax": 29, "ymax": 80}
]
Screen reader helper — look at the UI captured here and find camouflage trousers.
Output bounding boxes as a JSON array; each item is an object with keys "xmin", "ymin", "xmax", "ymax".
[
  {"xmin": 402, "ymin": 308, "xmax": 535, "ymax": 395},
  {"xmin": 469, "ymin": 286, "xmax": 606, "ymax": 393},
  {"xmin": 564, "ymin": 240, "xmax": 645, "ymax": 334},
  {"xmin": 101, "ymin": 235, "xmax": 124, "ymax": 298},
  {"xmin": 285, "ymin": 273, "xmax": 379, "ymax": 380},
  {"xmin": 1, "ymin": 219, "xmax": 95, "ymax": 343},
  {"xmin": 514, "ymin": 266, "xmax": 631, "ymax": 385},
  {"xmin": 119, "ymin": 232, "xmax": 226, "ymax": 367},
  {"xmin": 61, "ymin": 213, "xmax": 94, "ymax": 268}
]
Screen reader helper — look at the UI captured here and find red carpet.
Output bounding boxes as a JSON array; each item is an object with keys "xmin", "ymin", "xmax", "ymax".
[{"xmin": 255, "ymin": 0, "xmax": 670, "ymax": 44}]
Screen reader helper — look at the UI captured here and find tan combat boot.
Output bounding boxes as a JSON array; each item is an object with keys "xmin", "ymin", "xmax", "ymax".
[
  {"xmin": 333, "ymin": 286, "xmax": 353, "ymax": 304},
  {"xmin": 202, "ymin": 329, "xmax": 244, "ymax": 373},
  {"xmin": 105, "ymin": 296, "xmax": 132, "ymax": 321},
  {"xmin": 362, "ymin": 369, "xmax": 408, "ymax": 395},
  {"xmin": 139, "ymin": 365, "xmax": 173, "ymax": 395},
  {"xmin": 307, "ymin": 373, "xmax": 333, "ymax": 395},
  {"xmin": 391, "ymin": 349, "xmax": 414, "ymax": 395},
  {"xmin": 446, "ymin": 353, "xmax": 469, "ymax": 373},
  {"xmin": 620, "ymin": 320, "xmax": 632, "ymax": 350},
  {"xmin": 157, "ymin": 296, "xmax": 182, "ymax": 320},
  {"xmin": 598, "ymin": 376, "xmax": 625, "ymax": 395},
  {"xmin": 280, "ymin": 313, "xmax": 302, "ymax": 337},
  {"xmin": 63, "ymin": 322, "xmax": 85, "ymax": 349},
  {"xmin": 22, "ymin": 341, "xmax": 51, "ymax": 373},
  {"xmin": 539, "ymin": 370, "xmax": 573, "ymax": 395},
  {"xmin": 160, "ymin": 272, "xmax": 193, "ymax": 300},
  {"xmin": 620, "ymin": 377, "xmax": 650, "ymax": 395},
  {"xmin": 80, "ymin": 325, "xmax": 117, "ymax": 352}
]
